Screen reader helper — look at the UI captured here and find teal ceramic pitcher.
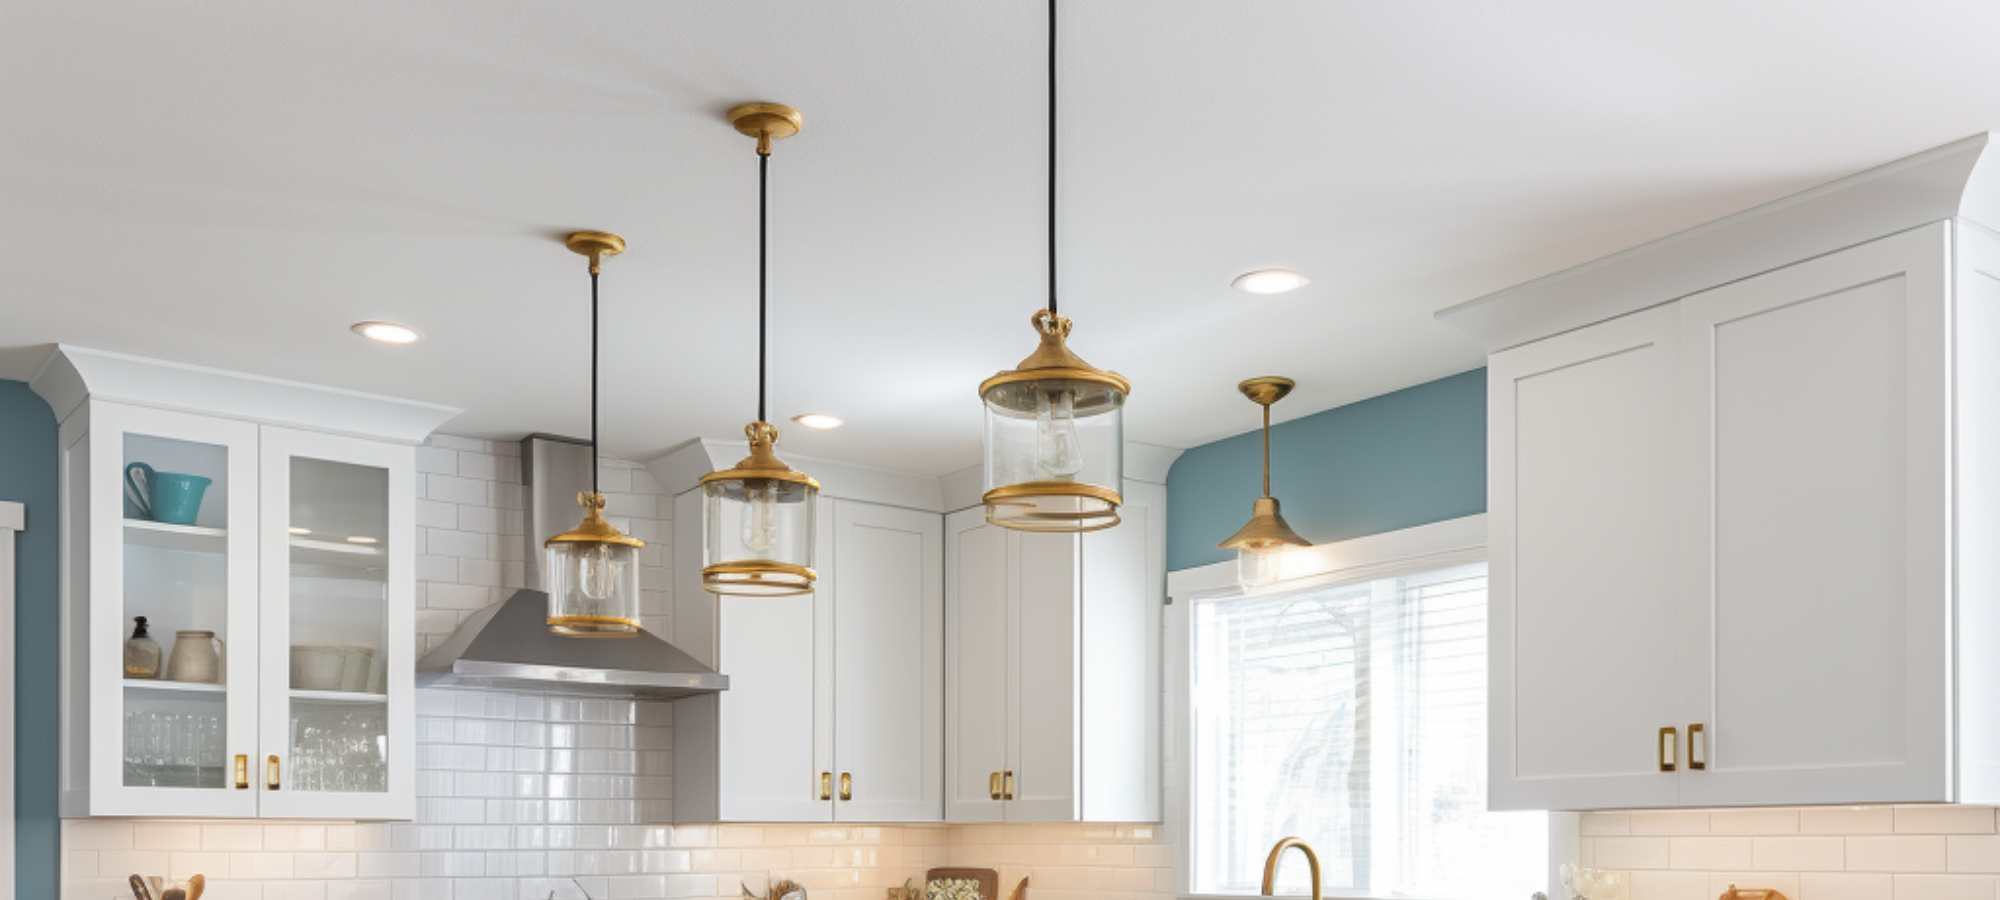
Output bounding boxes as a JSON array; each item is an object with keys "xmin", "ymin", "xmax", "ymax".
[{"xmin": 124, "ymin": 463, "xmax": 213, "ymax": 525}]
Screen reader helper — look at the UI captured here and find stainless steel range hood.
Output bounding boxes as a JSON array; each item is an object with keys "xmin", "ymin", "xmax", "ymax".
[
  {"xmin": 414, "ymin": 434, "xmax": 727, "ymax": 699},
  {"xmin": 415, "ymin": 589, "xmax": 726, "ymax": 697}
]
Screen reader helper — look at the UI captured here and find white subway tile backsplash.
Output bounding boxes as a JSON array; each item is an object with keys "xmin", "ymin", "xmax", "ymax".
[
  {"xmin": 1752, "ymin": 836, "xmax": 1844, "ymax": 871},
  {"xmin": 1956, "ymin": 836, "xmax": 2000, "ymax": 873},
  {"xmin": 425, "ymin": 474, "xmax": 487, "ymax": 506},
  {"xmin": 1669, "ymin": 837, "xmax": 1754, "ymax": 871},
  {"xmin": 1799, "ymin": 808, "xmax": 1894, "ymax": 835},
  {"xmin": 1892, "ymin": 874, "xmax": 2000, "ymax": 900},
  {"xmin": 1634, "ymin": 810, "xmax": 1711, "ymax": 836},
  {"xmin": 205, "ymin": 824, "xmax": 267, "ymax": 852},
  {"xmin": 1712, "ymin": 809, "xmax": 1801, "ymax": 835},
  {"xmin": 1900, "ymin": 806, "xmax": 2000, "ymax": 835},
  {"xmin": 1594, "ymin": 836, "xmax": 1673, "ymax": 870},
  {"xmin": 1848, "ymin": 836, "xmax": 1949, "ymax": 873},
  {"xmin": 1582, "ymin": 812, "xmax": 1632, "ymax": 835}
]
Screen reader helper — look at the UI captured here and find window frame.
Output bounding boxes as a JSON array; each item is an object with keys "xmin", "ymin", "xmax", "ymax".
[{"xmin": 1165, "ymin": 514, "xmax": 1568, "ymax": 900}]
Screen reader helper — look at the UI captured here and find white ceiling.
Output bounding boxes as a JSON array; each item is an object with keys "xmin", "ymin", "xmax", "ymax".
[{"xmin": 7, "ymin": 1, "xmax": 2000, "ymax": 474}]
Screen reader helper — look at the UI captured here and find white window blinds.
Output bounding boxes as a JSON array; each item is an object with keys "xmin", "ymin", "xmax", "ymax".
[{"xmin": 1191, "ymin": 562, "xmax": 1546, "ymax": 899}]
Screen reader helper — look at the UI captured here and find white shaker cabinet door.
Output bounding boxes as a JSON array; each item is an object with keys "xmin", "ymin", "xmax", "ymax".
[
  {"xmin": 713, "ymin": 586, "xmax": 834, "ymax": 822},
  {"xmin": 830, "ymin": 500, "xmax": 944, "ymax": 822},
  {"xmin": 1489, "ymin": 304, "xmax": 1684, "ymax": 811},
  {"xmin": 672, "ymin": 491, "xmax": 835, "ymax": 823},
  {"xmin": 944, "ymin": 508, "xmax": 1009, "ymax": 823},
  {"xmin": 1677, "ymin": 223, "xmax": 1951, "ymax": 806},
  {"xmin": 1008, "ymin": 529, "xmax": 1082, "ymax": 822}
]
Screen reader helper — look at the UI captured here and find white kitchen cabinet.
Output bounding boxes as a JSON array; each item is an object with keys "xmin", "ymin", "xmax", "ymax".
[
  {"xmin": 34, "ymin": 347, "xmax": 452, "ymax": 819},
  {"xmin": 830, "ymin": 500, "xmax": 944, "ymax": 820},
  {"xmin": 672, "ymin": 494, "xmax": 943, "ymax": 823},
  {"xmin": 254, "ymin": 426, "xmax": 417, "ymax": 819},
  {"xmin": 944, "ymin": 480, "xmax": 1164, "ymax": 823},
  {"xmin": 1462, "ymin": 195, "xmax": 2000, "ymax": 808},
  {"xmin": 1486, "ymin": 305, "xmax": 1683, "ymax": 812},
  {"xmin": 1675, "ymin": 225, "xmax": 1951, "ymax": 806}
]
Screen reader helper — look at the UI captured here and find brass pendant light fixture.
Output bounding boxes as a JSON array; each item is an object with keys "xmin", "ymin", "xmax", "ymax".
[
  {"xmin": 978, "ymin": 0, "xmax": 1130, "ymax": 533},
  {"xmin": 699, "ymin": 102, "xmax": 821, "ymax": 597},
  {"xmin": 544, "ymin": 231, "xmax": 645, "ymax": 636},
  {"xmin": 1220, "ymin": 377, "xmax": 1312, "ymax": 589}
]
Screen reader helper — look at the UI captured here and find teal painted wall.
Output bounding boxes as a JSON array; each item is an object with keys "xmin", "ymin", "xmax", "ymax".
[
  {"xmin": 1166, "ymin": 368, "xmax": 1486, "ymax": 571},
  {"xmin": 0, "ymin": 380, "xmax": 59, "ymax": 898}
]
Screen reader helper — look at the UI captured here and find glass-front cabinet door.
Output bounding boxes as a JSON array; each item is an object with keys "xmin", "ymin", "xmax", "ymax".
[
  {"xmin": 255, "ymin": 427, "xmax": 415, "ymax": 819},
  {"xmin": 86, "ymin": 403, "xmax": 262, "ymax": 817}
]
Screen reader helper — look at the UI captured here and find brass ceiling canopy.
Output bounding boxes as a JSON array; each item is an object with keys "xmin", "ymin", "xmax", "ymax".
[
  {"xmin": 1238, "ymin": 376, "xmax": 1294, "ymax": 407},
  {"xmin": 564, "ymin": 230, "xmax": 625, "ymax": 274},
  {"xmin": 728, "ymin": 102, "xmax": 803, "ymax": 155},
  {"xmin": 1221, "ymin": 377, "xmax": 1311, "ymax": 585}
]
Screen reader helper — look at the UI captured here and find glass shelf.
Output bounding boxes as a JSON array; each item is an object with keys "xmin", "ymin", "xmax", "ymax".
[
  {"xmin": 124, "ymin": 679, "xmax": 226, "ymax": 694},
  {"xmin": 289, "ymin": 536, "xmax": 384, "ymax": 570},
  {"xmin": 123, "ymin": 519, "xmax": 226, "ymax": 554},
  {"xmin": 290, "ymin": 689, "xmax": 387, "ymax": 704}
]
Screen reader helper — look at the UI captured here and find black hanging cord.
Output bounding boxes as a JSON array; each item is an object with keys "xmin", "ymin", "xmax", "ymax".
[
  {"xmin": 1047, "ymin": 0, "xmax": 1059, "ymax": 318},
  {"xmin": 758, "ymin": 143, "xmax": 771, "ymax": 425},
  {"xmin": 590, "ymin": 269, "xmax": 600, "ymax": 497}
]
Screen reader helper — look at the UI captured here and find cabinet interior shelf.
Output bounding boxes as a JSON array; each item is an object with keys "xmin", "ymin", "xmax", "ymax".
[
  {"xmin": 290, "ymin": 689, "xmax": 387, "ymax": 704},
  {"xmin": 123, "ymin": 679, "xmax": 227, "ymax": 694},
  {"xmin": 289, "ymin": 537, "xmax": 384, "ymax": 571},
  {"xmin": 121, "ymin": 520, "xmax": 384, "ymax": 571},
  {"xmin": 123, "ymin": 519, "xmax": 225, "ymax": 553}
]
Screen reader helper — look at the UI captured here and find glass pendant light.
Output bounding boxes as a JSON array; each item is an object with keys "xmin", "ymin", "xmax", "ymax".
[
  {"xmin": 545, "ymin": 231, "xmax": 645, "ymax": 636},
  {"xmin": 979, "ymin": 0, "xmax": 1131, "ymax": 534},
  {"xmin": 1219, "ymin": 377, "xmax": 1312, "ymax": 589},
  {"xmin": 700, "ymin": 102, "xmax": 821, "ymax": 597}
]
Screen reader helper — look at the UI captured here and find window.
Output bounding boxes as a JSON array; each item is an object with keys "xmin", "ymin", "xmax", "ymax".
[{"xmin": 1188, "ymin": 560, "xmax": 1546, "ymax": 899}]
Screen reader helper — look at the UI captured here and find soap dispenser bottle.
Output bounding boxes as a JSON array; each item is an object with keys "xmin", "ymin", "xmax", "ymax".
[{"xmin": 124, "ymin": 616, "xmax": 161, "ymax": 678}]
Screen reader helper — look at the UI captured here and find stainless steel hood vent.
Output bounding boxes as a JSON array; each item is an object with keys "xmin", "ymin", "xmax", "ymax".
[
  {"xmin": 416, "ymin": 589, "xmax": 727, "ymax": 698},
  {"xmin": 414, "ymin": 434, "xmax": 728, "ymax": 699}
]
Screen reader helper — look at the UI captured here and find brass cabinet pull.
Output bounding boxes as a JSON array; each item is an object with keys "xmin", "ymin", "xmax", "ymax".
[
  {"xmin": 234, "ymin": 754, "xmax": 249, "ymax": 790},
  {"xmin": 839, "ymin": 772, "xmax": 852, "ymax": 801},
  {"xmin": 1689, "ymin": 723, "xmax": 1707, "ymax": 771},
  {"xmin": 988, "ymin": 771, "xmax": 1002, "ymax": 801},
  {"xmin": 267, "ymin": 754, "xmax": 281, "ymax": 790},
  {"xmin": 1658, "ymin": 726, "xmax": 1678, "ymax": 772},
  {"xmin": 1002, "ymin": 770, "xmax": 1015, "ymax": 800},
  {"xmin": 819, "ymin": 772, "xmax": 832, "ymax": 801}
]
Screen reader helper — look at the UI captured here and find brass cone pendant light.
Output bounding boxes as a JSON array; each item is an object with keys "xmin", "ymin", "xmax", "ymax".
[
  {"xmin": 978, "ymin": 0, "xmax": 1130, "ymax": 533},
  {"xmin": 699, "ymin": 102, "xmax": 821, "ymax": 597},
  {"xmin": 545, "ymin": 231, "xmax": 645, "ymax": 636},
  {"xmin": 1220, "ymin": 377, "xmax": 1311, "ymax": 589}
]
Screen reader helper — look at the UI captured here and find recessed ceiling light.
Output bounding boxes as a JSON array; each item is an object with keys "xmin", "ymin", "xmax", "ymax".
[
  {"xmin": 288, "ymin": 527, "xmax": 311, "ymax": 535},
  {"xmin": 1232, "ymin": 270, "xmax": 1310, "ymax": 295},
  {"xmin": 346, "ymin": 536, "xmax": 378, "ymax": 545},
  {"xmin": 351, "ymin": 321, "xmax": 422, "ymax": 344},
  {"xmin": 793, "ymin": 413, "xmax": 844, "ymax": 430}
]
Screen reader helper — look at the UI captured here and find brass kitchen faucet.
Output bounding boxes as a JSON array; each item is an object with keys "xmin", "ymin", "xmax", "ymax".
[{"xmin": 1261, "ymin": 836, "xmax": 1322, "ymax": 900}]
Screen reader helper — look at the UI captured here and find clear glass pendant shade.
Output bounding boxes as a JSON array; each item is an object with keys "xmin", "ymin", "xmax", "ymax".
[
  {"xmin": 545, "ymin": 493, "xmax": 643, "ymax": 637},
  {"xmin": 980, "ymin": 311, "xmax": 1128, "ymax": 532},
  {"xmin": 1237, "ymin": 546, "xmax": 1282, "ymax": 589},
  {"xmin": 701, "ymin": 422, "xmax": 819, "ymax": 596}
]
